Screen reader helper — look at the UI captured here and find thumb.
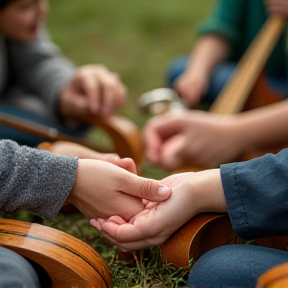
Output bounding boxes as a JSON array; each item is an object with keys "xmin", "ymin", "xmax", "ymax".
[{"xmin": 121, "ymin": 174, "xmax": 172, "ymax": 202}]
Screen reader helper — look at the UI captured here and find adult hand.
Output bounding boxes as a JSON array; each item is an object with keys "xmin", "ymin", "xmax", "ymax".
[
  {"xmin": 90, "ymin": 169, "xmax": 227, "ymax": 250},
  {"xmin": 143, "ymin": 111, "xmax": 245, "ymax": 170},
  {"xmin": 50, "ymin": 141, "xmax": 137, "ymax": 173},
  {"xmin": 174, "ymin": 72, "xmax": 209, "ymax": 107},
  {"xmin": 58, "ymin": 65, "xmax": 127, "ymax": 119},
  {"xmin": 264, "ymin": 0, "xmax": 288, "ymax": 16},
  {"xmin": 66, "ymin": 159, "xmax": 172, "ymax": 221}
]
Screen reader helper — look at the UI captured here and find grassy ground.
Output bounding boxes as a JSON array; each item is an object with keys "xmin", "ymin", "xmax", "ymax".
[{"xmin": 46, "ymin": 1, "xmax": 215, "ymax": 287}]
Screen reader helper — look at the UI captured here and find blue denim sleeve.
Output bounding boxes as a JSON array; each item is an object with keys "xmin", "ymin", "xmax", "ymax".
[{"xmin": 220, "ymin": 149, "xmax": 288, "ymax": 240}]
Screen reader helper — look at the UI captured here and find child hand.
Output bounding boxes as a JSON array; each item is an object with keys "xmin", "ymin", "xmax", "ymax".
[
  {"xmin": 90, "ymin": 169, "xmax": 227, "ymax": 250},
  {"xmin": 67, "ymin": 159, "xmax": 172, "ymax": 221}
]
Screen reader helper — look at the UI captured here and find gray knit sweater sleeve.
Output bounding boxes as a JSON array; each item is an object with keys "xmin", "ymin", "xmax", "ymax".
[
  {"xmin": 8, "ymin": 27, "xmax": 76, "ymax": 115},
  {"xmin": 0, "ymin": 140, "xmax": 78, "ymax": 220}
]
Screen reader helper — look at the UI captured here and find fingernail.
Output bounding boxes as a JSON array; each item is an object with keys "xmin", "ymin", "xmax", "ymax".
[{"xmin": 158, "ymin": 186, "xmax": 170, "ymax": 196}]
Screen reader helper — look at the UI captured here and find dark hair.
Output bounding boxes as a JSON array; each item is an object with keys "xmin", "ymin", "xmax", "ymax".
[{"xmin": 0, "ymin": 0, "xmax": 16, "ymax": 10}]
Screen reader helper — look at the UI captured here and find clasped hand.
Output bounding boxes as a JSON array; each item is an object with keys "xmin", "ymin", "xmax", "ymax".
[
  {"xmin": 51, "ymin": 141, "xmax": 172, "ymax": 221},
  {"xmin": 90, "ymin": 169, "xmax": 227, "ymax": 251}
]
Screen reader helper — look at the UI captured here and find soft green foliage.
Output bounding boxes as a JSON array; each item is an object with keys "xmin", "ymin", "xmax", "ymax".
[
  {"xmin": 47, "ymin": 0, "xmax": 214, "ymax": 129},
  {"xmin": 45, "ymin": 1, "xmax": 214, "ymax": 287},
  {"xmin": 47, "ymin": 0, "xmax": 213, "ymax": 179}
]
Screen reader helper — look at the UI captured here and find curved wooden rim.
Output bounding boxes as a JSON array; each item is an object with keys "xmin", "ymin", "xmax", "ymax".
[
  {"xmin": 160, "ymin": 213, "xmax": 235, "ymax": 268},
  {"xmin": 0, "ymin": 218, "xmax": 112, "ymax": 288},
  {"xmin": 78, "ymin": 114, "xmax": 144, "ymax": 172},
  {"xmin": 256, "ymin": 262, "xmax": 288, "ymax": 288}
]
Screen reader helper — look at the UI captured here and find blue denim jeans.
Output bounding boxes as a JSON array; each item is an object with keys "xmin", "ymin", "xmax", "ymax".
[
  {"xmin": 187, "ymin": 245, "xmax": 288, "ymax": 288},
  {"xmin": 0, "ymin": 247, "xmax": 41, "ymax": 288},
  {"xmin": 166, "ymin": 56, "xmax": 287, "ymax": 105}
]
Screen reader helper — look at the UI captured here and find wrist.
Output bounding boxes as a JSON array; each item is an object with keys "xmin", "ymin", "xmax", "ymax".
[
  {"xmin": 232, "ymin": 113, "xmax": 260, "ymax": 150},
  {"xmin": 65, "ymin": 158, "xmax": 84, "ymax": 205},
  {"xmin": 183, "ymin": 64, "xmax": 209, "ymax": 83},
  {"xmin": 193, "ymin": 169, "xmax": 227, "ymax": 214}
]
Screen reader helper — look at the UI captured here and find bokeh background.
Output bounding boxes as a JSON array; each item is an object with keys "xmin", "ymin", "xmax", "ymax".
[
  {"xmin": 46, "ymin": 1, "xmax": 215, "ymax": 287},
  {"xmin": 47, "ymin": 0, "xmax": 214, "ymax": 179}
]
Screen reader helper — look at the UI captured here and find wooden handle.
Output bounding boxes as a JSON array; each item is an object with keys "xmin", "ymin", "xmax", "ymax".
[
  {"xmin": 0, "ymin": 112, "xmax": 144, "ymax": 172},
  {"xmin": 209, "ymin": 15, "xmax": 286, "ymax": 114},
  {"xmin": 76, "ymin": 114, "xmax": 144, "ymax": 172}
]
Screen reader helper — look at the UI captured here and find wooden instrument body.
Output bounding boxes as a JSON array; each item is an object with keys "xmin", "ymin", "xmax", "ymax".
[
  {"xmin": 0, "ymin": 218, "xmax": 112, "ymax": 288},
  {"xmin": 256, "ymin": 262, "xmax": 288, "ymax": 288},
  {"xmin": 160, "ymin": 214, "xmax": 235, "ymax": 268}
]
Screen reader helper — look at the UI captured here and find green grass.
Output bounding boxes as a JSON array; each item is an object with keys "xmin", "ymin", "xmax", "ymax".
[
  {"xmin": 46, "ymin": 213, "xmax": 192, "ymax": 288},
  {"xmin": 46, "ymin": 1, "xmax": 215, "ymax": 287}
]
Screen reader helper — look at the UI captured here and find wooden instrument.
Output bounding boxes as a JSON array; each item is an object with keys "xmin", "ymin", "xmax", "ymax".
[
  {"xmin": 0, "ymin": 112, "xmax": 144, "ymax": 172},
  {"xmin": 0, "ymin": 218, "xmax": 112, "ymax": 288},
  {"xmin": 256, "ymin": 262, "xmax": 288, "ymax": 288},
  {"xmin": 160, "ymin": 213, "xmax": 235, "ymax": 268},
  {"xmin": 0, "ymin": 111, "xmax": 145, "ymax": 285},
  {"xmin": 209, "ymin": 16, "xmax": 285, "ymax": 114},
  {"xmin": 160, "ymin": 15, "xmax": 287, "ymax": 268}
]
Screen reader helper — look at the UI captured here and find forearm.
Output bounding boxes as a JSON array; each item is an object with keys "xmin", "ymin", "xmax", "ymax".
[
  {"xmin": 0, "ymin": 140, "xmax": 78, "ymax": 220},
  {"xmin": 184, "ymin": 34, "xmax": 230, "ymax": 79},
  {"xmin": 232, "ymin": 99, "xmax": 288, "ymax": 149},
  {"xmin": 221, "ymin": 149, "xmax": 288, "ymax": 239}
]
